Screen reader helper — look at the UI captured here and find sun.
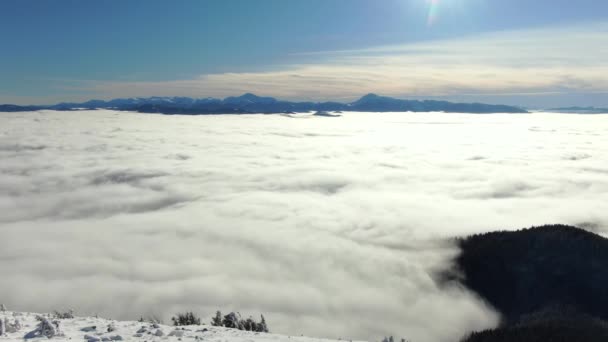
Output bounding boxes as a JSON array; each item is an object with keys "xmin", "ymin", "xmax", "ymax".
[
  {"xmin": 425, "ymin": 0, "xmax": 477, "ymax": 27},
  {"xmin": 426, "ymin": 0, "xmax": 441, "ymax": 27}
]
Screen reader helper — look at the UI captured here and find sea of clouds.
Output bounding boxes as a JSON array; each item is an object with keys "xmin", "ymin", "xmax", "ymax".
[{"xmin": 1, "ymin": 110, "xmax": 608, "ymax": 341}]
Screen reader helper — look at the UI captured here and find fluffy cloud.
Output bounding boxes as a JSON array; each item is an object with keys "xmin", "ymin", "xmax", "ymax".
[{"xmin": 2, "ymin": 110, "xmax": 608, "ymax": 341}]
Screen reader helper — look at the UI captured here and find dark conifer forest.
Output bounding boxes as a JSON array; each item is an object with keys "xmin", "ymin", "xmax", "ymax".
[{"xmin": 449, "ymin": 225, "xmax": 608, "ymax": 342}]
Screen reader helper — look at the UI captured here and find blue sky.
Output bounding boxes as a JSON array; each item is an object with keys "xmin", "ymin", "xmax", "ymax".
[{"xmin": 1, "ymin": 0, "xmax": 608, "ymax": 107}]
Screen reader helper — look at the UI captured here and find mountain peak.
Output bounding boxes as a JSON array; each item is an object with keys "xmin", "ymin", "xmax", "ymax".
[
  {"xmin": 224, "ymin": 93, "xmax": 277, "ymax": 104},
  {"xmin": 359, "ymin": 93, "xmax": 381, "ymax": 101},
  {"xmin": 239, "ymin": 93, "xmax": 261, "ymax": 100},
  {"xmin": 352, "ymin": 93, "xmax": 389, "ymax": 105}
]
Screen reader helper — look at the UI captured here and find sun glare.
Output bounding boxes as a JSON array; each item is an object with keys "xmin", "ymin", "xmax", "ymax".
[{"xmin": 427, "ymin": 0, "xmax": 441, "ymax": 26}]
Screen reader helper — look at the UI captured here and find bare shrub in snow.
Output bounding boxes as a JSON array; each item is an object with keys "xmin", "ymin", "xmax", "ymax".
[
  {"xmin": 138, "ymin": 315, "xmax": 162, "ymax": 324},
  {"xmin": 142, "ymin": 314, "xmax": 163, "ymax": 324},
  {"xmin": 381, "ymin": 336, "xmax": 409, "ymax": 342},
  {"xmin": 0, "ymin": 304, "xmax": 6, "ymax": 312},
  {"xmin": 24, "ymin": 316, "xmax": 63, "ymax": 339},
  {"xmin": 53, "ymin": 309, "xmax": 74, "ymax": 319}
]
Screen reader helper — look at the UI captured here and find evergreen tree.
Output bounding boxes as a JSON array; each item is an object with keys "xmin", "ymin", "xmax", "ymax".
[
  {"xmin": 171, "ymin": 312, "xmax": 201, "ymax": 326},
  {"xmin": 211, "ymin": 311, "xmax": 223, "ymax": 327},
  {"xmin": 243, "ymin": 317, "xmax": 255, "ymax": 331},
  {"xmin": 236, "ymin": 313, "xmax": 245, "ymax": 330},
  {"xmin": 257, "ymin": 314, "xmax": 269, "ymax": 333},
  {"xmin": 222, "ymin": 312, "xmax": 239, "ymax": 329}
]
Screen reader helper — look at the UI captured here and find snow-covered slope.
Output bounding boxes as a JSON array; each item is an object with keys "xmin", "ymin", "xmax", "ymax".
[{"xmin": 0, "ymin": 311, "xmax": 356, "ymax": 342}]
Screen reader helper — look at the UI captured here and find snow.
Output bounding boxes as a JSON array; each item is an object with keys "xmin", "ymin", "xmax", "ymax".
[{"xmin": 0, "ymin": 311, "xmax": 357, "ymax": 342}]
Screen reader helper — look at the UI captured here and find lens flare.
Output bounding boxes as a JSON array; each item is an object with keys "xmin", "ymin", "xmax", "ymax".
[{"xmin": 427, "ymin": 0, "xmax": 440, "ymax": 27}]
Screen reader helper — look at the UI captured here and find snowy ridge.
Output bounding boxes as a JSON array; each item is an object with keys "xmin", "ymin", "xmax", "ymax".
[{"xmin": 0, "ymin": 311, "xmax": 360, "ymax": 342}]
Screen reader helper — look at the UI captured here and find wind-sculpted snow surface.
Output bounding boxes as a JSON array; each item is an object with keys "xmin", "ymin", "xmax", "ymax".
[
  {"xmin": 1, "ymin": 110, "xmax": 608, "ymax": 341},
  {"xmin": 0, "ymin": 310, "xmax": 355, "ymax": 342}
]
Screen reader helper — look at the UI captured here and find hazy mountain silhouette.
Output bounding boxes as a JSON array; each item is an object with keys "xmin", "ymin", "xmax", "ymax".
[
  {"xmin": 0, "ymin": 93, "xmax": 527, "ymax": 114},
  {"xmin": 548, "ymin": 106, "xmax": 608, "ymax": 114}
]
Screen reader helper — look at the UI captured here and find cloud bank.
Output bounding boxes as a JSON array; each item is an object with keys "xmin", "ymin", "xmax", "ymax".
[
  {"xmin": 2, "ymin": 110, "xmax": 608, "ymax": 341},
  {"xmin": 24, "ymin": 21, "xmax": 607, "ymax": 108}
]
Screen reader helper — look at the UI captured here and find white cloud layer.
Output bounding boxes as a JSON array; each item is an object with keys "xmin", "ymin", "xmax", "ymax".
[{"xmin": 2, "ymin": 110, "xmax": 608, "ymax": 341}]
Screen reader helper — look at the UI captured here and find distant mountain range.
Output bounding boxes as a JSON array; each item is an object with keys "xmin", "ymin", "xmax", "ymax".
[
  {"xmin": 0, "ymin": 93, "xmax": 528, "ymax": 114},
  {"xmin": 548, "ymin": 106, "xmax": 608, "ymax": 114}
]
